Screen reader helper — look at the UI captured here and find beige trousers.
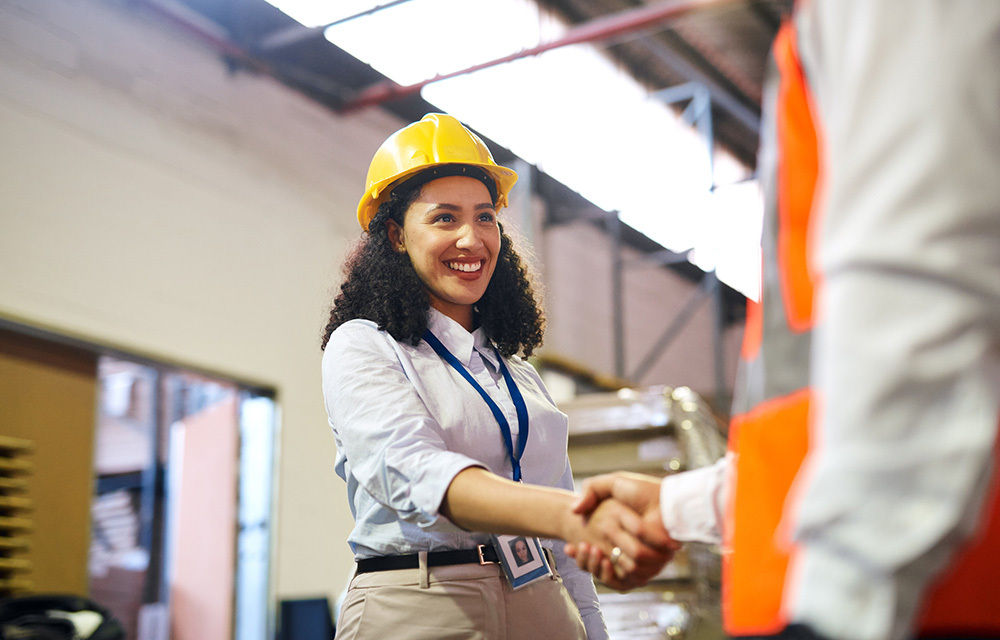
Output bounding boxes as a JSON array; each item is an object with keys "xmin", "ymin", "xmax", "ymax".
[{"xmin": 335, "ymin": 556, "xmax": 587, "ymax": 640}]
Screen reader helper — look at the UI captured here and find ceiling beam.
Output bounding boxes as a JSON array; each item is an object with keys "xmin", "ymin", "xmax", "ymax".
[
  {"xmin": 338, "ymin": 0, "xmax": 743, "ymax": 113},
  {"xmin": 257, "ymin": 0, "xmax": 418, "ymax": 52},
  {"xmin": 642, "ymin": 31, "xmax": 760, "ymax": 131}
]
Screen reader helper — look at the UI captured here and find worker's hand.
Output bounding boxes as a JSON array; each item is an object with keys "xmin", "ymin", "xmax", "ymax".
[
  {"xmin": 563, "ymin": 497, "xmax": 675, "ymax": 590},
  {"xmin": 572, "ymin": 471, "xmax": 664, "ymax": 516},
  {"xmin": 564, "ymin": 472, "xmax": 680, "ymax": 589}
]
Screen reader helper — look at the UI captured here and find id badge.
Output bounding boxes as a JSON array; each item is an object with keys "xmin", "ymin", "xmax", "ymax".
[{"xmin": 491, "ymin": 534, "xmax": 553, "ymax": 589}]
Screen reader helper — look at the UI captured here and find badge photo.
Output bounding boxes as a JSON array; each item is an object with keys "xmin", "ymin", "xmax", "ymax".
[{"xmin": 491, "ymin": 534, "xmax": 552, "ymax": 589}]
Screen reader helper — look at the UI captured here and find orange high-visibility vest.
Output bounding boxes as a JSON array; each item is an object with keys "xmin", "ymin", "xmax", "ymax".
[{"xmin": 723, "ymin": 19, "xmax": 1000, "ymax": 637}]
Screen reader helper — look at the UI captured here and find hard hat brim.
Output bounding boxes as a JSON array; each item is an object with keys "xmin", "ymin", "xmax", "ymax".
[{"xmin": 356, "ymin": 161, "xmax": 518, "ymax": 232}]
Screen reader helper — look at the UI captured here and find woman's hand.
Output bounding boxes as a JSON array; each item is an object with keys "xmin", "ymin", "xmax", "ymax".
[
  {"xmin": 564, "ymin": 472, "xmax": 681, "ymax": 589},
  {"xmin": 561, "ymin": 496, "xmax": 677, "ymax": 590}
]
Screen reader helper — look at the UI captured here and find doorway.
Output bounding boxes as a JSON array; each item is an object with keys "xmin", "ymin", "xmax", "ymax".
[
  {"xmin": 0, "ymin": 323, "xmax": 278, "ymax": 640},
  {"xmin": 90, "ymin": 355, "xmax": 277, "ymax": 640}
]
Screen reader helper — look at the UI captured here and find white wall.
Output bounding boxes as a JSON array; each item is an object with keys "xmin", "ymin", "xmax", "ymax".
[
  {"xmin": 0, "ymin": 0, "xmax": 742, "ymax": 614},
  {"xmin": 0, "ymin": 0, "xmax": 395, "ymax": 603}
]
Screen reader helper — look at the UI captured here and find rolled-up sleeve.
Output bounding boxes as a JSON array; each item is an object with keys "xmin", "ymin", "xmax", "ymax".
[{"xmin": 323, "ymin": 321, "xmax": 483, "ymax": 529}]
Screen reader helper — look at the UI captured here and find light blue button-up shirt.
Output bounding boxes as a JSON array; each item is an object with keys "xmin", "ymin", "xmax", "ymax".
[{"xmin": 322, "ymin": 308, "xmax": 606, "ymax": 638}]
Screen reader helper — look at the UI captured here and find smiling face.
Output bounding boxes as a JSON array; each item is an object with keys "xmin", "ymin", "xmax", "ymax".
[{"xmin": 387, "ymin": 175, "xmax": 500, "ymax": 331}]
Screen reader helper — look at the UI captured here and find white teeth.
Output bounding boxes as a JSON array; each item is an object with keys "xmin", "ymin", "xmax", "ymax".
[{"xmin": 448, "ymin": 261, "xmax": 482, "ymax": 272}]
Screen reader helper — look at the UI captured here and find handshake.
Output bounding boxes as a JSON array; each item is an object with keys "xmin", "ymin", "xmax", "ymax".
[{"xmin": 563, "ymin": 471, "xmax": 679, "ymax": 591}]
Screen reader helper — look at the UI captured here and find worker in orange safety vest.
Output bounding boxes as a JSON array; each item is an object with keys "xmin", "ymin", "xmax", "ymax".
[{"xmin": 567, "ymin": 2, "xmax": 1000, "ymax": 639}]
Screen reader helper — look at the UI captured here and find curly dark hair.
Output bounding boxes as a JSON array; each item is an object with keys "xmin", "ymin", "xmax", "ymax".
[{"xmin": 321, "ymin": 180, "xmax": 545, "ymax": 358}]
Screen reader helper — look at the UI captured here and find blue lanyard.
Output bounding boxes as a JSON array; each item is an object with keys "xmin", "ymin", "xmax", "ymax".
[{"xmin": 423, "ymin": 330, "xmax": 529, "ymax": 482}]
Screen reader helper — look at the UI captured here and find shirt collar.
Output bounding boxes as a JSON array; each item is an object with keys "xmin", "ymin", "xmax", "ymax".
[
  {"xmin": 473, "ymin": 326, "xmax": 501, "ymax": 372},
  {"xmin": 426, "ymin": 308, "xmax": 500, "ymax": 370}
]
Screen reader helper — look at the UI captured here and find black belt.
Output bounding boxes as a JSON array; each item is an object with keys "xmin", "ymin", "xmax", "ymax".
[{"xmin": 356, "ymin": 545, "xmax": 500, "ymax": 574}]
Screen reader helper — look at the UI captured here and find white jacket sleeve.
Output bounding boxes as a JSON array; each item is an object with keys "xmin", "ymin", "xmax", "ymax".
[{"xmin": 659, "ymin": 453, "xmax": 731, "ymax": 545}]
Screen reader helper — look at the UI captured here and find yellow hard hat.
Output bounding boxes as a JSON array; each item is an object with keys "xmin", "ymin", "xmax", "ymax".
[{"xmin": 356, "ymin": 113, "xmax": 519, "ymax": 231}]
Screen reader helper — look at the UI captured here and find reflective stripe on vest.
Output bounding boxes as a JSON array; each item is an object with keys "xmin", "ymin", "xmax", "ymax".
[{"xmin": 723, "ymin": 20, "xmax": 819, "ymax": 636}]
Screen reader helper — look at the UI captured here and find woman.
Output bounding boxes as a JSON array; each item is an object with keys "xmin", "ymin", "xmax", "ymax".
[{"xmin": 321, "ymin": 114, "xmax": 671, "ymax": 639}]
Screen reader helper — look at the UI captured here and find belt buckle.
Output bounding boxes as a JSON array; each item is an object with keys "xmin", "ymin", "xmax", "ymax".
[{"xmin": 476, "ymin": 544, "xmax": 494, "ymax": 565}]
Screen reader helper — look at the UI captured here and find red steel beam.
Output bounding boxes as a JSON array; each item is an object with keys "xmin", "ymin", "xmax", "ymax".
[{"xmin": 339, "ymin": 0, "xmax": 740, "ymax": 113}]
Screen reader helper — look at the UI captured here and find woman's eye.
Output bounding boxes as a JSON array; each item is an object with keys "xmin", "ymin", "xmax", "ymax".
[
  {"xmin": 434, "ymin": 213, "xmax": 455, "ymax": 223},
  {"xmin": 479, "ymin": 212, "xmax": 497, "ymax": 223}
]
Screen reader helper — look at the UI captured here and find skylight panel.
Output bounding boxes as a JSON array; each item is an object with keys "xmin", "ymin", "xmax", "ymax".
[{"xmin": 323, "ymin": 0, "xmax": 548, "ymax": 86}]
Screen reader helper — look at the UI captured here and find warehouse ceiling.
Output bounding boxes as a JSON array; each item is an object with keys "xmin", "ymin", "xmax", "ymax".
[
  {"xmin": 533, "ymin": 0, "xmax": 790, "ymax": 168},
  {"xmin": 141, "ymin": 0, "xmax": 787, "ymax": 320},
  {"xmin": 149, "ymin": 0, "xmax": 788, "ymax": 168}
]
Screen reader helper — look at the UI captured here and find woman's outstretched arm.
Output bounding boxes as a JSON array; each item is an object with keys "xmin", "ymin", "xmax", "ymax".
[{"xmin": 440, "ymin": 467, "xmax": 675, "ymax": 589}]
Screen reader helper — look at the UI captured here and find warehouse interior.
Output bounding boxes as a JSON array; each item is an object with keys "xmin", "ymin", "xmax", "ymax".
[{"xmin": 0, "ymin": 0, "xmax": 791, "ymax": 638}]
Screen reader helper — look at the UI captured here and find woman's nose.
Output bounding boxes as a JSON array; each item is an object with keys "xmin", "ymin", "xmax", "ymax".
[{"xmin": 455, "ymin": 224, "xmax": 483, "ymax": 249}]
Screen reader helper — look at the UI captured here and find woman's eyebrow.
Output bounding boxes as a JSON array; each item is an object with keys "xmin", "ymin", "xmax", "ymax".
[{"xmin": 424, "ymin": 202, "xmax": 495, "ymax": 211}]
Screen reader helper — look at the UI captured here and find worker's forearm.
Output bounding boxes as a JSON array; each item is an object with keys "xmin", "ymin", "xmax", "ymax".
[
  {"xmin": 440, "ymin": 467, "xmax": 579, "ymax": 541},
  {"xmin": 444, "ymin": 467, "xmax": 678, "ymax": 587}
]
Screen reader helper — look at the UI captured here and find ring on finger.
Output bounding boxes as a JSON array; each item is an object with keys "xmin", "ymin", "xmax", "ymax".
[{"xmin": 609, "ymin": 546, "xmax": 623, "ymax": 566}]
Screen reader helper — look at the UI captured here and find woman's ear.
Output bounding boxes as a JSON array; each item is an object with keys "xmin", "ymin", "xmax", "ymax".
[{"xmin": 385, "ymin": 219, "xmax": 405, "ymax": 253}]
